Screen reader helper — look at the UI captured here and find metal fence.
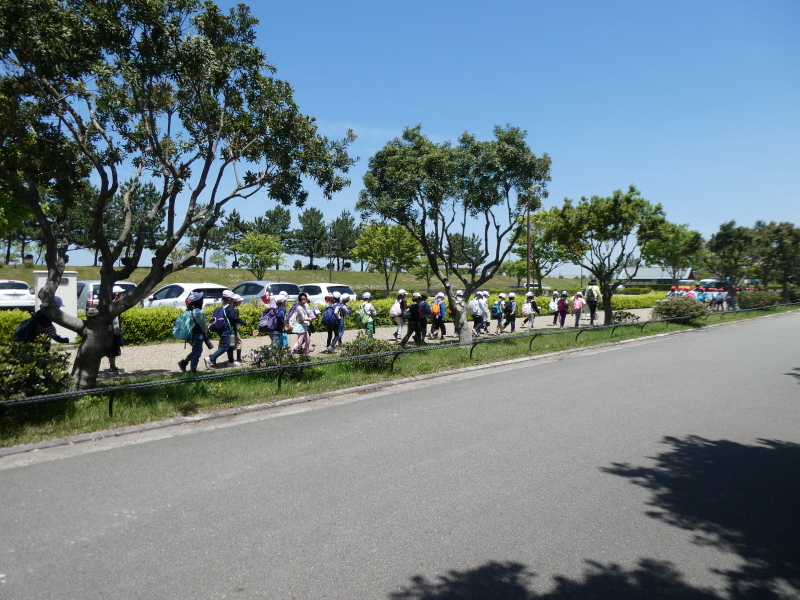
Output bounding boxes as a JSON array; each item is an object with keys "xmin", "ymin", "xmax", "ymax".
[{"xmin": 3, "ymin": 302, "xmax": 797, "ymax": 416}]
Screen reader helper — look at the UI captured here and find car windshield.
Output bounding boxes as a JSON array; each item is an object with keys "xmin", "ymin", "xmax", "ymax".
[
  {"xmin": 0, "ymin": 282, "xmax": 29, "ymax": 290},
  {"xmin": 196, "ymin": 287, "xmax": 225, "ymax": 300},
  {"xmin": 327, "ymin": 285, "xmax": 354, "ymax": 296},
  {"xmin": 266, "ymin": 283, "xmax": 299, "ymax": 296}
]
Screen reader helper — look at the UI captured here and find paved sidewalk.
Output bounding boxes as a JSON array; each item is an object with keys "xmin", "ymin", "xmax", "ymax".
[{"xmin": 68, "ymin": 307, "xmax": 653, "ymax": 382}]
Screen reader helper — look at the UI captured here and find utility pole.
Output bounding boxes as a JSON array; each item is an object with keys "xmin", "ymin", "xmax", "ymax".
[
  {"xmin": 328, "ymin": 221, "xmax": 334, "ymax": 283},
  {"xmin": 526, "ymin": 203, "xmax": 531, "ymax": 291}
]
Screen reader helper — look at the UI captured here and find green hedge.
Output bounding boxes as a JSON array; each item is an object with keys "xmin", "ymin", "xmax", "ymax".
[
  {"xmin": 737, "ymin": 291, "xmax": 779, "ymax": 309},
  {"xmin": 0, "ymin": 309, "xmax": 31, "ymax": 340}
]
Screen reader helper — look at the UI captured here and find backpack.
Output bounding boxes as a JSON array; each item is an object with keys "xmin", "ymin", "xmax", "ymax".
[
  {"xmin": 12, "ymin": 314, "xmax": 39, "ymax": 342},
  {"xmin": 208, "ymin": 305, "xmax": 229, "ymax": 333},
  {"xmin": 468, "ymin": 299, "xmax": 480, "ymax": 316},
  {"xmin": 258, "ymin": 307, "xmax": 277, "ymax": 333},
  {"xmin": 321, "ymin": 305, "xmax": 338, "ymax": 328},
  {"xmin": 586, "ymin": 287, "xmax": 597, "ymax": 301},
  {"xmin": 172, "ymin": 311, "xmax": 196, "ymax": 340},
  {"xmin": 573, "ymin": 298, "xmax": 583, "ymax": 311},
  {"xmin": 491, "ymin": 301, "xmax": 502, "ymax": 319},
  {"xmin": 557, "ymin": 297, "xmax": 568, "ymax": 311},
  {"xmin": 431, "ymin": 301, "xmax": 441, "ymax": 316},
  {"xmin": 522, "ymin": 302, "xmax": 531, "ymax": 317},
  {"xmin": 503, "ymin": 301, "xmax": 515, "ymax": 316},
  {"xmin": 389, "ymin": 301, "xmax": 402, "ymax": 318},
  {"xmin": 353, "ymin": 304, "xmax": 369, "ymax": 327}
]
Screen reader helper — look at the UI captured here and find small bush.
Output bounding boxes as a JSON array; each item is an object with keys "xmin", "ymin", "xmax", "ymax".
[
  {"xmin": 612, "ymin": 311, "xmax": 640, "ymax": 324},
  {"xmin": 737, "ymin": 291, "xmax": 779, "ymax": 309},
  {"xmin": 0, "ymin": 341, "xmax": 71, "ymax": 400},
  {"xmin": 617, "ymin": 286, "xmax": 654, "ymax": 295},
  {"xmin": 0, "ymin": 309, "xmax": 32, "ymax": 341},
  {"xmin": 338, "ymin": 331, "xmax": 397, "ymax": 371},
  {"xmin": 249, "ymin": 343, "xmax": 311, "ymax": 368},
  {"xmin": 651, "ymin": 297, "xmax": 709, "ymax": 321}
]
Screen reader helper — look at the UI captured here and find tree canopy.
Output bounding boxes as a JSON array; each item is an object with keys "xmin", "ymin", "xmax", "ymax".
[
  {"xmin": 352, "ymin": 223, "xmax": 420, "ymax": 293},
  {"xmin": 358, "ymin": 124, "xmax": 550, "ymax": 340},
  {"xmin": 544, "ymin": 185, "xmax": 666, "ymax": 324},
  {"xmin": 0, "ymin": 0, "xmax": 355, "ymax": 388}
]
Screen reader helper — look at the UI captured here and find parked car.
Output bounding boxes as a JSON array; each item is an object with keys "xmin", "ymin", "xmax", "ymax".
[
  {"xmin": 77, "ymin": 280, "xmax": 137, "ymax": 311},
  {"xmin": 0, "ymin": 280, "xmax": 35, "ymax": 311},
  {"xmin": 299, "ymin": 282, "xmax": 356, "ymax": 305},
  {"xmin": 142, "ymin": 283, "xmax": 227, "ymax": 309},
  {"xmin": 231, "ymin": 281, "xmax": 300, "ymax": 303}
]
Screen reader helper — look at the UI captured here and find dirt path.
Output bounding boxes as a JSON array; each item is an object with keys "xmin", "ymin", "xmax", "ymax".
[{"xmin": 69, "ymin": 307, "xmax": 653, "ymax": 382}]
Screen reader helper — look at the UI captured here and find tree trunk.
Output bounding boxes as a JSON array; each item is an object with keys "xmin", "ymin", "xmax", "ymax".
[
  {"xmin": 5, "ymin": 236, "xmax": 11, "ymax": 265},
  {"xmin": 70, "ymin": 317, "xmax": 112, "ymax": 390},
  {"xmin": 93, "ymin": 248, "xmax": 99, "ymax": 267},
  {"xmin": 602, "ymin": 291, "xmax": 614, "ymax": 325}
]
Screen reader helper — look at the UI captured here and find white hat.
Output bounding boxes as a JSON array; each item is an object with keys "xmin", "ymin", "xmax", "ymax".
[
  {"xmin": 526, "ymin": 291, "xmax": 534, "ymax": 297},
  {"xmin": 340, "ymin": 293, "xmax": 350, "ymax": 302},
  {"xmin": 362, "ymin": 292, "xmax": 372, "ymax": 300},
  {"xmin": 509, "ymin": 292, "xmax": 516, "ymax": 298},
  {"xmin": 456, "ymin": 290, "xmax": 464, "ymax": 296},
  {"xmin": 436, "ymin": 292, "xmax": 444, "ymax": 298},
  {"xmin": 398, "ymin": 289, "xmax": 407, "ymax": 295},
  {"xmin": 222, "ymin": 290, "xmax": 235, "ymax": 299},
  {"xmin": 498, "ymin": 293, "xmax": 506, "ymax": 298},
  {"xmin": 561, "ymin": 290, "xmax": 568, "ymax": 296},
  {"xmin": 412, "ymin": 292, "xmax": 421, "ymax": 299},
  {"xmin": 233, "ymin": 294, "xmax": 243, "ymax": 302},
  {"xmin": 575, "ymin": 291, "xmax": 583, "ymax": 297},
  {"xmin": 186, "ymin": 291, "xmax": 204, "ymax": 304},
  {"xmin": 112, "ymin": 285, "xmax": 125, "ymax": 294}
]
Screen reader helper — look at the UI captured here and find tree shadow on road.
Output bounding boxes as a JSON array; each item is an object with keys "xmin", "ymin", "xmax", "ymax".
[
  {"xmin": 787, "ymin": 368, "xmax": 800, "ymax": 384},
  {"xmin": 389, "ymin": 558, "xmax": 723, "ymax": 600},
  {"xmin": 603, "ymin": 435, "xmax": 800, "ymax": 599}
]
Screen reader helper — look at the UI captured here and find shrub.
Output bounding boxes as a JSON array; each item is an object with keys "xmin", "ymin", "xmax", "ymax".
[
  {"xmin": 121, "ymin": 306, "xmax": 182, "ymax": 345},
  {"xmin": 249, "ymin": 342, "xmax": 311, "ymax": 368},
  {"xmin": 651, "ymin": 297, "xmax": 709, "ymax": 321},
  {"xmin": 0, "ymin": 309, "xmax": 32, "ymax": 341},
  {"xmin": 612, "ymin": 311, "xmax": 640, "ymax": 324},
  {"xmin": 338, "ymin": 331, "xmax": 397, "ymax": 371},
  {"xmin": 616, "ymin": 286, "xmax": 654, "ymax": 295},
  {"xmin": 737, "ymin": 291, "xmax": 780, "ymax": 309},
  {"xmin": 0, "ymin": 341, "xmax": 71, "ymax": 400},
  {"xmin": 611, "ymin": 292, "xmax": 663, "ymax": 310}
]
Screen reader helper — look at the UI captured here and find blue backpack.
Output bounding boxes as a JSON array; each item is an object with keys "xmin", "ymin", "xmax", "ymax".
[
  {"xmin": 321, "ymin": 305, "xmax": 338, "ymax": 328},
  {"xmin": 172, "ymin": 311, "xmax": 196, "ymax": 340},
  {"xmin": 207, "ymin": 305, "xmax": 229, "ymax": 333}
]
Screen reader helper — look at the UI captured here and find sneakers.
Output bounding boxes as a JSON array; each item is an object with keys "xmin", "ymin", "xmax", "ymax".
[
  {"xmin": 178, "ymin": 360, "xmax": 188, "ymax": 373},
  {"xmin": 229, "ymin": 361, "xmax": 243, "ymax": 367},
  {"xmin": 203, "ymin": 357, "xmax": 214, "ymax": 369}
]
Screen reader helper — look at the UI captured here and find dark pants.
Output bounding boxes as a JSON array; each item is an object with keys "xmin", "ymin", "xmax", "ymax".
[
  {"xmin": 587, "ymin": 300, "xmax": 599, "ymax": 324},
  {"xmin": 209, "ymin": 329, "xmax": 231, "ymax": 363},
  {"xmin": 502, "ymin": 316, "xmax": 516, "ymax": 332},
  {"xmin": 326, "ymin": 326, "xmax": 337, "ymax": 347},
  {"xmin": 401, "ymin": 321, "xmax": 423, "ymax": 345},
  {"xmin": 186, "ymin": 332, "xmax": 205, "ymax": 370}
]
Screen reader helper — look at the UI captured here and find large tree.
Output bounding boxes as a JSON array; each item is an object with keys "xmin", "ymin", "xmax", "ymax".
[
  {"xmin": 288, "ymin": 207, "xmax": 327, "ymax": 268},
  {"xmin": 512, "ymin": 211, "xmax": 571, "ymax": 294},
  {"xmin": 703, "ymin": 221, "xmax": 756, "ymax": 308},
  {"xmin": 639, "ymin": 222, "xmax": 703, "ymax": 286},
  {"xmin": 544, "ymin": 185, "xmax": 667, "ymax": 325},
  {"xmin": 251, "ymin": 205, "xmax": 291, "ymax": 269},
  {"xmin": 330, "ymin": 209, "xmax": 359, "ymax": 271},
  {"xmin": 0, "ymin": 0, "xmax": 355, "ymax": 389},
  {"xmin": 352, "ymin": 223, "xmax": 420, "ymax": 293},
  {"xmin": 357, "ymin": 125, "xmax": 550, "ymax": 340},
  {"xmin": 752, "ymin": 221, "xmax": 800, "ymax": 301}
]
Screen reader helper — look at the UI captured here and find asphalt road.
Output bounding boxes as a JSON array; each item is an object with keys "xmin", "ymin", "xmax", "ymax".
[{"xmin": 1, "ymin": 312, "xmax": 798, "ymax": 599}]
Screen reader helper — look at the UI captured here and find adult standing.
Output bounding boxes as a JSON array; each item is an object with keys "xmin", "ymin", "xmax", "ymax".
[
  {"xmin": 399, "ymin": 292, "xmax": 424, "ymax": 346},
  {"xmin": 179, "ymin": 291, "xmax": 210, "ymax": 373},
  {"xmin": 584, "ymin": 279, "xmax": 601, "ymax": 326},
  {"xmin": 104, "ymin": 285, "xmax": 126, "ymax": 372}
]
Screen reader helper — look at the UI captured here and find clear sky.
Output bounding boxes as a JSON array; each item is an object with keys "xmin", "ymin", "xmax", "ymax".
[{"xmin": 229, "ymin": 0, "xmax": 799, "ymax": 237}]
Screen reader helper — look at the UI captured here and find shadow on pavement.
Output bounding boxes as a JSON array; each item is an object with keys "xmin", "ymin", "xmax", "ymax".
[
  {"xmin": 603, "ymin": 435, "xmax": 800, "ymax": 599},
  {"xmin": 391, "ymin": 435, "xmax": 800, "ymax": 599},
  {"xmin": 787, "ymin": 368, "xmax": 800, "ymax": 384},
  {"xmin": 389, "ymin": 558, "xmax": 722, "ymax": 599}
]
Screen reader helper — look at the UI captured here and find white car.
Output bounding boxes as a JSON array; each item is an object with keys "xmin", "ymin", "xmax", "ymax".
[
  {"xmin": 142, "ymin": 282, "xmax": 227, "ymax": 309},
  {"xmin": 0, "ymin": 280, "xmax": 36, "ymax": 311},
  {"xmin": 299, "ymin": 282, "xmax": 356, "ymax": 305}
]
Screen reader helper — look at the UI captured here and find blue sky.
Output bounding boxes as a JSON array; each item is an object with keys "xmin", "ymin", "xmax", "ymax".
[{"xmin": 65, "ymin": 1, "xmax": 800, "ymax": 269}]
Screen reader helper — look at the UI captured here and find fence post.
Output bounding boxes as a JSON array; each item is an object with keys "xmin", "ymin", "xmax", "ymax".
[
  {"xmin": 108, "ymin": 391, "xmax": 115, "ymax": 418},
  {"xmin": 528, "ymin": 333, "xmax": 539, "ymax": 351},
  {"xmin": 390, "ymin": 351, "xmax": 403, "ymax": 372},
  {"xmin": 277, "ymin": 367, "xmax": 285, "ymax": 392}
]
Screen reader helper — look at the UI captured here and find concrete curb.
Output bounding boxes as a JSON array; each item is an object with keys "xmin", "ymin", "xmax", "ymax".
[{"xmin": 2, "ymin": 309, "xmax": 795, "ymax": 457}]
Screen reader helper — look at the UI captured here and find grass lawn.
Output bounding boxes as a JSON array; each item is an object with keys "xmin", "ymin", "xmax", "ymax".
[{"xmin": 2, "ymin": 304, "xmax": 794, "ymax": 448}]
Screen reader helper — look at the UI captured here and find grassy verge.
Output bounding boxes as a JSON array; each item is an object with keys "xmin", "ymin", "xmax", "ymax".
[{"xmin": 1, "ymin": 305, "xmax": 794, "ymax": 448}]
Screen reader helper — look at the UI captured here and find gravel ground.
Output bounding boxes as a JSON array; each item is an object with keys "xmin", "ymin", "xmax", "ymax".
[{"xmin": 68, "ymin": 307, "xmax": 653, "ymax": 382}]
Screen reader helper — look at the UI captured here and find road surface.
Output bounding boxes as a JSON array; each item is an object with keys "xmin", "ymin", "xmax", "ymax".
[{"xmin": 1, "ymin": 311, "xmax": 798, "ymax": 599}]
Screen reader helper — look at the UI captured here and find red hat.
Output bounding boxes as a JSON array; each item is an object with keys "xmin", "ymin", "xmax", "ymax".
[{"xmin": 670, "ymin": 286, "xmax": 677, "ymax": 290}]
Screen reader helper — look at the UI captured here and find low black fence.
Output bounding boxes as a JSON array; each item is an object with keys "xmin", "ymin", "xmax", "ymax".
[{"xmin": 3, "ymin": 302, "xmax": 797, "ymax": 417}]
